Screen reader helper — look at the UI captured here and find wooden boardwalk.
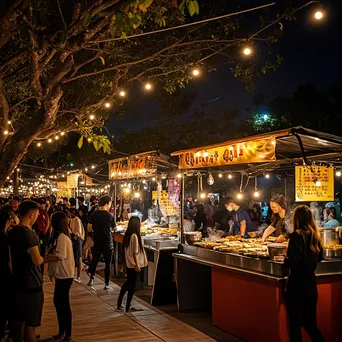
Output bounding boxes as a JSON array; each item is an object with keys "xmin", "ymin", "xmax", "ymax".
[{"xmin": 38, "ymin": 272, "xmax": 215, "ymax": 342}]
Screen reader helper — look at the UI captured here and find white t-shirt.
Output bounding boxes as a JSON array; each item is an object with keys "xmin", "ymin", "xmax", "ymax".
[
  {"xmin": 49, "ymin": 233, "xmax": 75, "ymax": 279},
  {"xmin": 69, "ymin": 217, "xmax": 85, "ymax": 240},
  {"xmin": 125, "ymin": 233, "xmax": 148, "ymax": 269}
]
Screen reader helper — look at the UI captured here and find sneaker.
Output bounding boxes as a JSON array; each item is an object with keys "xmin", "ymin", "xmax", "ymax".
[
  {"xmin": 103, "ymin": 284, "xmax": 111, "ymax": 290},
  {"xmin": 73, "ymin": 277, "xmax": 81, "ymax": 283},
  {"xmin": 87, "ymin": 279, "xmax": 94, "ymax": 286},
  {"xmin": 53, "ymin": 333, "xmax": 65, "ymax": 341}
]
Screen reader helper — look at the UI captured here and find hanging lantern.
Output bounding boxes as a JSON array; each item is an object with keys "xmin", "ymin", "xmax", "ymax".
[{"xmin": 207, "ymin": 173, "xmax": 214, "ymax": 185}]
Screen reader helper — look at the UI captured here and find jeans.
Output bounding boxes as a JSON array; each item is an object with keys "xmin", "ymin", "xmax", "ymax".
[
  {"xmin": 285, "ymin": 293, "xmax": 325, "ymax": 342},
  {"xmin": 88, "ymin": 247, "xmax": 113, "ymax": 285},
  {"xmin": 0, "ymin": 287, "xmax": 10, "ymax": 338},
  {"xmin": 117, "ymin": 268, "xmax": 138, "ymax": 310},
  {"xmin": 54, "ymin": 278, "xmax": 73, "ymax": 338}
]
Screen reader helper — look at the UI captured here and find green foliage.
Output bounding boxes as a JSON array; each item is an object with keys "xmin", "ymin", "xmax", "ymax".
[{"xmin": 179, "ymin": 0, "xmax": 199, "ymax": 16}]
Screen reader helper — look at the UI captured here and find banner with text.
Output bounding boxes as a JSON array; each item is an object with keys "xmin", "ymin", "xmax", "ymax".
[
  {"xmin": 177, "ymin": 137, "xmax": 276, "ymax": 169},
  {"xmin": 295, "ymin": 166, "xmax": 334, "ymax": 202}
]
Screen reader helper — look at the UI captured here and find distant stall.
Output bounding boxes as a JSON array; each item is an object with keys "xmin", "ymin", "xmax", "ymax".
[{"xmin": 108, "ymin": 151, "xmax": 180, "ymax": 305}]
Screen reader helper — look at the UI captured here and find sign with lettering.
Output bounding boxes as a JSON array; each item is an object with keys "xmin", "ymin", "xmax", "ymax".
[
  {"xmin": 176, "ymin": 137, "xmax": 276, "ymax": 169},
  {"xmin": 109, "ymin": 152, "xmax": 157, "ymax": 179},
  {"xmin": 295, "ymin": 166, "xmax": 334, "ymax": 202}
]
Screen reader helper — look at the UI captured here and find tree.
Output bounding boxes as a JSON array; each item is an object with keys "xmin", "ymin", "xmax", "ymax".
[
  {"xmin": 245, "ymin": 85, "xmax": 342, "ymax": 135},
  {"xmin": 0, "ymin": 0, "xmax": 305, "ymax": 186}
]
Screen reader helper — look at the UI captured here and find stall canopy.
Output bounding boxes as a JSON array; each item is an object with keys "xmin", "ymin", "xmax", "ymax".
[
  {"xmin": 108, "ymin": 151, "xmax": 178, "ymax": 180},
  {"xmin": 171, "ymin": 127, "xmax": 342, "ymax": 174}
]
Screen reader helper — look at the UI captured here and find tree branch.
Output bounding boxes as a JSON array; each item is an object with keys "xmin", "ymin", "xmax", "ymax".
[
  {"xmin": 9, "ymin": 96, "xmax": 35, "ymax": 111},
  {"xmin": 56, "ymin": 0, "xmax": 67, "ymax": 31}
]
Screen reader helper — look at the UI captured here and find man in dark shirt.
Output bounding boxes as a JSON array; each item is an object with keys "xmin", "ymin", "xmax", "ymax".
[
  {"xmin": 77, "ymin": 196, "xmax": 88, "ymax": 225},
  {"xmin": 6, "ymin": 200, "xmax": 45, "ymax": 342},
  {"xmin": 87, "ymin": 195, "xmax": 116, "ymax": 289},
  {"xmin": 225, "ymin": 197, "xmax": 253, "ymax": 237}
]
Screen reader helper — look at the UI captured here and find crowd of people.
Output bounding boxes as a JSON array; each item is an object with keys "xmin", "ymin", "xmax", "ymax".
[{"xmin": 0, "ymin": 194, "xmax": 148, "ymax": 342}]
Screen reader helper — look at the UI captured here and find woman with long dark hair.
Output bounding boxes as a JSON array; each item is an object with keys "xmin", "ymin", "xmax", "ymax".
[
  {"xmin": 45, "ymin": 212, "xmax": 74, "ymax": 342},
  {"xmin": 285, "ymin": 205, "xmax": 324, "ymax": 342},
  {"xmin": 116, "ymin": 216, "xmax": 147, "ymax": 312},
  {"xmin": 262, "ymin": 195, "xmax": 289, "ymax": 242}
]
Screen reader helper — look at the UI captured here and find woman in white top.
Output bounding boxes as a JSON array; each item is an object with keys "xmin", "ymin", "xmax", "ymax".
[
  {"xmin": 45, "ymin": 212, "xmax": 74, "ymax": 342},
  {"xmin": 117, "ymin": 216, "xmax": 147, "ymax": 312}
]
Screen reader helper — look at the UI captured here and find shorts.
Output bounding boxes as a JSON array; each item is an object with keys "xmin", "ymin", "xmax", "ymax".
[
  {"xmin": 12, "ymin": 288, "xmax": 44, "ymax": 327},
  {"xmin": 83, "ymin": 236, "xmax": 94, "ymax": 251},
  {"xmin": 73, "ymin": 239, "xmax": 83, "ymax": 261}
]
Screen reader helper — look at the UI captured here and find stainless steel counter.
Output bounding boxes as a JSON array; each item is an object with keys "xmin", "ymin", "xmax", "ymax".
[{"xmin": 177, "ymin": 244, "xmax": 342, "ymax": 279}]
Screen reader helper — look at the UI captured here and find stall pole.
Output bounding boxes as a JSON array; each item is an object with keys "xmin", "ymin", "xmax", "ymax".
[{"xmin": 181, "ymin": 173, "xmax": 185, "ymax": 244}]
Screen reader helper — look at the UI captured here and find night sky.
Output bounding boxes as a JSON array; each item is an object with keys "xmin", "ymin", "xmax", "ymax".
[{"xmin": 108, "ymin": 0, "xmax": 342, "ymax": 135}]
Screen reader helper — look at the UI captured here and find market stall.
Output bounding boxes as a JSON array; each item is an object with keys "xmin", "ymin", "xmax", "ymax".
[
  {"xmin": 171, "ymin": 127, "xmax": 342, "ymax": 342},
  {"xmin": 108, "ymin": 151, "xmax": 180, "ymax": 305}
]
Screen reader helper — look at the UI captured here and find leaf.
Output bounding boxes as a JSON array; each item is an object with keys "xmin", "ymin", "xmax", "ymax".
[
  {"xmin": 187, "ymin": 1, "xmax": 195, "ymax": 16},
  {"xmin": 22, "ymin": 0, "xmax": 31, "ymax": 11},
  {"xmin": 83, "ymin": 12, "xmax": 92, "ymax": 28},
  {"xmin": 93, "ymin": 140, "xmax": 100, "ymax": 152},
  {"xmin": 77, "ymin": 136, "xmax": 84, "ymax": 149},
  {"xmin": 193, "ymin": 1, "xmax": 199, "ymax": 15},
  {"xmin": 179, "ymin": 1, "xmax": 185, "ymax": 14},
  {"xmin": 139, "ymin": 4, "xmax": 147, "ymax": 12},
  {"xmin": 99, "ymin": 56, "xmax": 105, "ymax": 65}
]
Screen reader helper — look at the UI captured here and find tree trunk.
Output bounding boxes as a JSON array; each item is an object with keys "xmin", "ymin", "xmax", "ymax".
[{"xmin": 13, "ymin": 169, "xmax": 19, "ymax": 196}]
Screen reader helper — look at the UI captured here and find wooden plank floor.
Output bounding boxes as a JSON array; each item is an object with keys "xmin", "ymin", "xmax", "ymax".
[{"xmin": 38, "ymin": 272, "xmax": 215, "ymax": 342}]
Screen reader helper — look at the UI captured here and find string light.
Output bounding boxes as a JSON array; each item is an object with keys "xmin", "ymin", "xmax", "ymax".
[
  {"xmin": 89, "ymin": 114, "xmax": 95, "ymax": 120},
  {"xmin": 315, "ymin": 180, "xmax": 321, "ymax": 187},
  {"xmin": 85, "ymin": 168, "xmax": 88, "ymax": 172},
  {"xmin": 60, "ymin": 132, "xmax": 65, "ymax": 136},
  {"xmin": 336, "ymin": 171, "xmax": 342, "ymax": 177},
  {"xmin": 145, "ymin": 83, "xmax": 152, "ymax": 90},
  {"xmin": 37, "ymin": 142, "xmax": 42, "ymax": 147},
  {"xmin": 55, "ymin": 136, "xmax": 59, "ymax": 140},
  {"xmin": 265, "ymin": 173, "xmax": 270, "ymax": 179},
  {"xmin": 228, "ymin": 174, "xmax": 233, "ymax": 179},
  {"xmin": 48, "ymin": 139, "xmax": 52, "ymax": 143},
  {"xmin": 134, "ymin": 192, "xmax": 141, "ymax": 198},
  {"xmin": 124, "ymin": 188, "xmax": 131, "ymax": 194},
  {"xmin": 119, "ymin": 91, "xmax": 126, "ymax": 97},
  {"xmin": 192, "ymin": 69, "xmax": 200, "ymax": 76},
  {"xmin": 104, "ymin": 102, "xmax": 111, "ymax": 108},
  {"xmin": 7, "ymin": 121, "xmax": 11, "ymax": 125},
  {"xmin": 314, "ymin": 11, "xmax": 323, "ymax": 20},
  {"xmin": 177, "ymin": 173, "xmax": 182, "ymax": 179},
  {"xmin": 200, "ymin": 192, "xmax": 206, "ymax": 199},
  {"xmin": 152, "ymin": 177, "xmax": 156, "ymax": 181},
  {"xmin": 254, "ymin": 191, "xmax": 260, "ymax": 198},
  {"xmin": 243, "ymin": 47, "xmax": 252, "ymax": 56},
  {"xmin": 218, "ymin": 173, "xmax": 223, "ymax": 178},
  {"xmin": 3, "ymin": 130, "xmax": 8, "ymax": 135},
  {"xmin": 91, "ymin": 165, "xmax": 95, "ymax": 169}
]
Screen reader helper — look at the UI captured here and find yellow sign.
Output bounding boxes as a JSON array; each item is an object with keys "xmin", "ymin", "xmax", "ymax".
[
  {"xmin": 295, "ymin": 166, "xmax": 334, "ymax": 202},
  {"xmin": 177, "ymin": 137, "xmax": 276, "ymax": 169},
  {"xmin": 67, "ymin": 174, "xmax": 78, "ymax": 188},
  {"xmin": 152, "ymin": 190, "xmax": 179, "ymax": 217}
]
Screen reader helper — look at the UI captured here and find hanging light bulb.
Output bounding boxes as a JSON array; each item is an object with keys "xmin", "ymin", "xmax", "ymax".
[
  {"xmin": 228, "ymin": 174, "xmax": 233, "ymax": 179},
  {"xmin": 89, "ymin": 114, "xmax": 95, "ymax": 120},
  {"xmin": 37, "ymin": 142, "xmax": 42, "ymax": 147},
  {"xmin": 265, "ymin": 173, "xmax": 270, "ymax": 179},
  {"xmin": 55, "ymin": 135, "xmax": 59, "ymax": 140},
  {"xmin": 7, "ymin": 120, "xmax": 11, "ymax": 125},
  {"xmin": 134, "ymin": 192, "xmax": 141, "ymax": 198},
  {"xmin": 119, "ymin": 90, "xmax": 126, "ymax": 97},
  {"xmin": 336, "ymin": 171, "xmax": 341, "ymax": 177},
  {"xmin": 124, "ymin": 188, "xmax": 131, "ymax": 194},
  {"xmin": 48, "ymin": 138, "xmax": 52, "ymax": 143},
  {"xmin": 200, "ymin": 192, "xmax": 206, "ymax": 199},
  {"xmin": 177, "ymin": 173, "xmax": 182, "ymax": 179},
  {"xmin": 192, "ymin": 68, "xmax": 200, "ymax": 76},
  {"xmin": 3, "ymin": 130, "xmax": 9, "ymax": 135},
  {"xmin": 104, "ymin": 102, "xmax": 111, "ymax": 108},
  {"xmin": 218, "ymin": 173, "xmax": 223, "ymax": 178},
  {"xmin": 237, "ymin": 192, "xmax": 244, "ymax": 200},
  {"xmin": 152, "ymin": 177, "xmax": 156, "ymax": 181},
  {"xmin": 207, "ymin": 173, "xmax": 215, "ymax": 186},
  {"xmin": 314, "ymin": 10, "xmax": 323, "ymax": 20},
  {"xmin": 145, "ymin": 83, "xmax": 152, "ymax": 90},
  {"xmin": 60, "ymin": 132, "xmax": 65, "ymax": 136},
  {"xmin": 85, "ymin": 168, "xmax": 88, "ymax": 172},
  {"xmin": 254, "ymin": 191, "xmax": 260, "ymax": 198},
  {"xmin": 91, "ymin": 165, "xmax": 95, "ymax": 169},
  {"xmin": 243, "ymin": 47, "xmax": 252, "ymax": 56}
]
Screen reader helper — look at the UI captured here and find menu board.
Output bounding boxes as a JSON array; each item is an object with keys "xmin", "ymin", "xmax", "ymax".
[
  {"xmin": 177, "ymin": 137, "xmax": 276, "ymax": 169},
  {"xmin": 295, "ymin": 166, "xmax": 334, "ymax": 202},
  {"xmin": 152, "ymin": 190, "xmax": 179, "ymax": 217}
]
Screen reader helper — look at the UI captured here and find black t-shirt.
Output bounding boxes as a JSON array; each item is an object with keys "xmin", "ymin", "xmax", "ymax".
[
  {"xmin": 271, "ymin": 213, "xmax": 289, "ymax": 237},
  {"xmin": 0, "ymin": 231, "xmax": 12, "ymax": 289},
  {"xmin": 213, "ymin": 209, "xmax": 231, "ymax": 231},
  {"xmin": 89, "ymin": 210, "xmax": 116, "ymax": 249},
  {"xmin": 6, "ymin": 226, "xmax": 43, "ymax": 290},
  {"xmin": 78, "ymin": 204, "xmax": 88, "ymax": 223}
]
